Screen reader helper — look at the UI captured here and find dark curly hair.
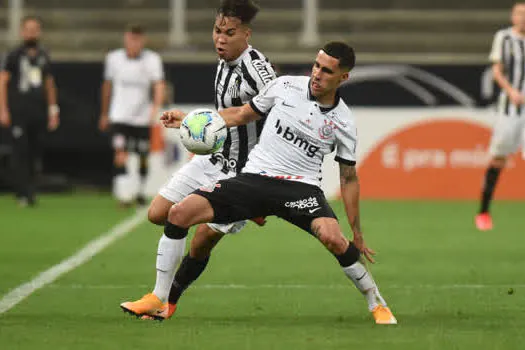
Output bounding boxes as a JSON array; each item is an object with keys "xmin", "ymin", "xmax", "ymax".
[{"xmin": 217, "ymin": 0, "xmax": 260, "ymax": 25}]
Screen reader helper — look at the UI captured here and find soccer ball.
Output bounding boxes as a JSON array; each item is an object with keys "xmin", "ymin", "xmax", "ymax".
[{"xmin": 179, "ymin": 108, "xmax": 227, "ymax": 155}]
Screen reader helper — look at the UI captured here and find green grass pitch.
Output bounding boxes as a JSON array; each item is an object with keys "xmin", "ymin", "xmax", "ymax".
[{"xmin": 0, "ymin": 194, "xmax": 524, "ymax": 350}]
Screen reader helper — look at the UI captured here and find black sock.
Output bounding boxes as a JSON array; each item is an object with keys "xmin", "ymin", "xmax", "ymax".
[
  {"xmin": 480, "ymin": 166, "xmax": 501, "ymax": 214},
  {"xmin": 168, "ymin": 255, "xmax": 209, "ymax": 304}
]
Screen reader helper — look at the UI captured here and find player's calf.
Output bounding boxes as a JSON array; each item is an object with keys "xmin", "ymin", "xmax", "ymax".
[
  {"xmin": 190, "ymin": 224, "xmax": 225, "ymax": 260},
  {"xmin": 312, "ymin": 217, "xmax": 397, "ymax": 324}
]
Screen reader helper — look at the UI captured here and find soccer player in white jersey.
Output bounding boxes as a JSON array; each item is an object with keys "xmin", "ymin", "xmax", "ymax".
[
  {"xmin": 141, "ymin": 42, "xmax": 397, "ymax": 325},
  {"xmin": 120, "ymin": 0, "xmax": 276, "ymax": 319},
  {"xmin": 98, "ymin": 25, "xmax": 165, "ymax": 206},
  {"xmin": 476, "ymin": 2, "xmax": 525, "ymax": 231}
]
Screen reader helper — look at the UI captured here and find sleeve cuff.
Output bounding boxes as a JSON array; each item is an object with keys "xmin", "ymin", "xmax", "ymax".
[
  {"xmin": 249, "ymin": 100, "xmax": 266, "ymax": 117},
  {"xmin": 335, "ymin": 156, "xmax": 356, "ymax": 166}
]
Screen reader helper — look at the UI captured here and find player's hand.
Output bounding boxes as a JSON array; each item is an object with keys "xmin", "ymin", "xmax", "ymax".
[
  {"xmin": 47, "ymin": 113, "xmax": 60, "ymax": 131},
  {"xmin": 509, "ymin": 89, "xmax": 525, "ymax": 106},
  {"xmin": 0, "ymin": 109, "xmax": 11, "ymax": 127},
  {"xmin": 98, "ymin": 114, "xmax": 109, "ymax": 132},
  {"xmin": 160, "ymin": 109, "xmax": 186, "ymax": 128},
  {"xmin": 352, "ymin": 233, "xmax": 376, "ymax": 264}
]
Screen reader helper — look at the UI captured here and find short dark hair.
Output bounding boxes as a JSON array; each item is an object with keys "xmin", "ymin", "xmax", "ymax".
[
  {"xmin": 217, "ymin": 0, "xmax": 260, "ymax": 25},
  {"xmin": 126, "ymin": 24, "xmax": 145, "ymax": 35},
  {"xmin": 322, "ymin": 42, "xmax": 356, "ymax": 71},
  {"xmin": 21, "ymin": 15, "xmax": 41, "ymax": 26}
]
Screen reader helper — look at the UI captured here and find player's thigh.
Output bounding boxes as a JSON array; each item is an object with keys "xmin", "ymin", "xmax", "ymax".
[
  {"xmin": 158, "ymin": 156, "xmax": 221, "ymax": 204},
  {"xmin": 193, "ymin": 174, "xmax": 268, "ymax": 224},
  {"xmin": 129, "ymin": 126, "xmax": 151, "ymax": 156},
  {"xmin": 275, "ymin": 180, "xmax": 337, "ymax": 229},
  {"xmin": 168, "ymin": 193, "xmax": 215, "ymax": 227},
  {"xmin": 489, "ymin": 114, "xmax": 522, "ymax": 157},
  {"xmin": 148, "ymin": 194, "xmax": 174, "ymax": 225}
]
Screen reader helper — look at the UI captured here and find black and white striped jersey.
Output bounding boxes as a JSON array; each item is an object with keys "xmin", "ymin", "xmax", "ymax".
[
  {"xmin": 490, "ymin": 27, "xmax": 525, "ymax": 116},
  {"xmin": 210, "ymin": 45, "xmax": 276, "ymax": 174}
]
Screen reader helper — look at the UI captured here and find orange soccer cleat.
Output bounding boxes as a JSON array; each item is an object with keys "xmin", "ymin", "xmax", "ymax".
[
  {"xmin": 120, "ymin": 293, "xmax": 165, "ymax": 318},
  {"xmin": 372, "ymin": 305, "xmax": 398, "ymax": 325}
]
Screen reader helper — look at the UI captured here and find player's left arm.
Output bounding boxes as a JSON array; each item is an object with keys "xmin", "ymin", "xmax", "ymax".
[
  {"xmin": 336, "ymin": 116, "xmax": 375, "ymax": 262},
  {"xmin": 43, "ymin": 53, "xmax": 59, "ymax": 131},
  {"xmin": 339, "ymin": 163, "xmax": 375, "ymax": 263}
]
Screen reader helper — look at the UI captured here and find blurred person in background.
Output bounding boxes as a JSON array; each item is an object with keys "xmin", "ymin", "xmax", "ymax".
[
  {"xmin": 99, "ymin": 24, "xmax": 165, "ymax": 207},
  {"xmin": 476, "ymin": 2, "xmax": 525, "ymax": 231},
  {"xmin": 0, "ymin": 16, "xmax": 59, "ymax": 207},
  {"xmin": 120, "ymin": 0, "xmax": 276, "ymax": 321}
]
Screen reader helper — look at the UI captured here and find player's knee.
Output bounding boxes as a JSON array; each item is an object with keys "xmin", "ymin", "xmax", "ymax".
[
  {"xmin": 148, "ymin": 204, "xmax": 167, "ymax": 226},
  {"xmin": 167, "ymin": 203, "xmax": 189, "ymax": 228},
  {"xmin": 315, "ymin": 225, "xmax": 348, "ymax": 255}
]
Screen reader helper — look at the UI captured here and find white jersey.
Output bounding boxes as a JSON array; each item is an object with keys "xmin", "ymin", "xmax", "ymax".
[
  {"xmin": 209, "ymin": 45, "xmax": 276, "ymax": 174},
  {"xmin": 243, "ymin": 76, "xmax": 357, "ymax": 187},
  {"xmin": 490, "ymin": 27, "xmax": 525, "ymax": 116},
  {"xmin": 104, "ymin": 48, "xmax": 164, "ymax": 126}
]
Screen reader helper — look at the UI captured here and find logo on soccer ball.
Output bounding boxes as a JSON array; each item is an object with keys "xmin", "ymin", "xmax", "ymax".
[{"xmin": 183, "ymin": 112, "xmax": 213, "ymax": 140}]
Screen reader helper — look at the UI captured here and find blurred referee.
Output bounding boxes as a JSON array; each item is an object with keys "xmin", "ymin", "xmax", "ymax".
[{"xmin": 0, "ymin": 16, "xmax": 59, "ymax": 207}]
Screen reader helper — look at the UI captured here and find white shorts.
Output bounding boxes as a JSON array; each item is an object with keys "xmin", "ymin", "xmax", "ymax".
[
  {"xmin": 158, "ymin": 155, "xmax": 246, "ymax": 234},
  {"xmin": 489, "ymin": 113, "xmax": 525, "ymax": 158}
]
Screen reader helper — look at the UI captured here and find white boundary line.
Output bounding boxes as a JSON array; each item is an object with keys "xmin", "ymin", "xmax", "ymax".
[{"xmin": 0, "ymin": 209, "xmax": 147, "ymax": 315}]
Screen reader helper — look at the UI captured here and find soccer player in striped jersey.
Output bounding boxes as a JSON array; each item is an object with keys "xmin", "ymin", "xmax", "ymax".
[
  {"xmin": 120, "ymin": 0, "xmax": 276, "ymax": 319},
  {"xmin": 476, "ymin": 2, "xmax": 525, "ymax": 231}
]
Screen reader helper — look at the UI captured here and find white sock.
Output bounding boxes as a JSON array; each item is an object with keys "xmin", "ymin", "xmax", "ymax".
[
  {"xmin": 342, "ymin": 261, "xmax": 387, "ymax": 311},
  {"xmin": 152, "ymin": 234, "xmax": 186, "ymax": 303}
]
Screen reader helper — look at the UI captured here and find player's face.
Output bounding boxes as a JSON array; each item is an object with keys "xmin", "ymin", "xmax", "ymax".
[
  {"xmin": 213, "ymin": 15, "xmax": 250, "ymax": 61},
  {"xmin": 124, "ymin": 32, "xmax": 145, "ymax": 57},
  {"xmin": 310, "ymin": 50, "xmax": 349, "ymax": 101},
  {"xmin": 21, "ymin": 19, "xmax": 41, "ymax": 42},
  {"xmin": 512, "ymin": 4, "xmax": 525, "ymax": 32}
]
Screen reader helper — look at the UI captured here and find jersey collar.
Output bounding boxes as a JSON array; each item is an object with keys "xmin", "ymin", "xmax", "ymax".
[{"xmin": 307, "ymin": 79, "xmax": 341, "ymax": 113}]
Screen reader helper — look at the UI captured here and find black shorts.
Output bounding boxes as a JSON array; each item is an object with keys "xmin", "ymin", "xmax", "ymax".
[
  {"xmin": 110, "ymin": 123, "xmax": 150, "ymax": 154},
  {"xmin": 193, "ymin": 173, "xmax": 337, "ymax": 235}
]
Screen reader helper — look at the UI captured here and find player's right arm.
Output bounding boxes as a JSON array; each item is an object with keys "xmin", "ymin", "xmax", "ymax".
[
  {"xmin": 490, "ymin": 31, "xmax": 524, "ymax": 105},
  {"xmin": 99, "ymin": 53, "xmax": 113, "ymax": 131},
  {"xmin": 161, "ymin": 77, "xmax": 283, "ymax": 128},
  {"xmin": 160, "ymin": 103, "xmax": 261, "ymax": 129},
  {"xmin": 0, "ymin": 52, "xmax": 14, "ymax": 127}
]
